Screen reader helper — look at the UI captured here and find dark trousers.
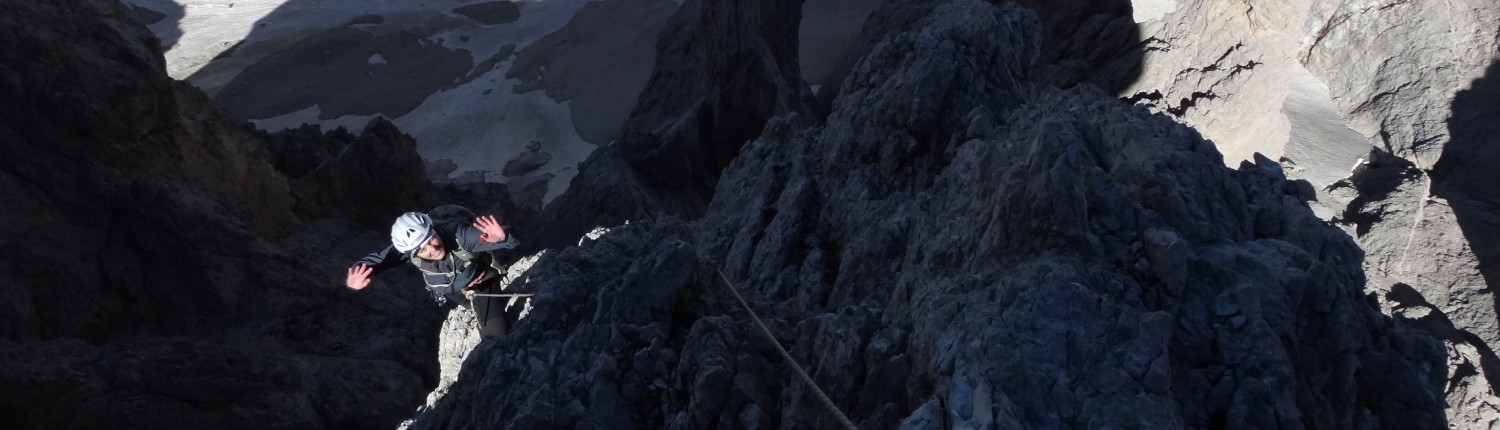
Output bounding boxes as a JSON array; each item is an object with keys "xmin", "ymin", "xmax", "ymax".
[{"xmin": 468, "ymin": 292, "xmax": 508, "ymax": 337}]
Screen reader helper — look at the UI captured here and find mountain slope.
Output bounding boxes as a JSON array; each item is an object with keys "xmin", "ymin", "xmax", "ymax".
[
  {"xmin": 0, "ymin": 1, "xmax": 449, "ymax": 428},
  {"xmin": 409, "ymin": 1, "xmax": 1447, "ymax": 428}
]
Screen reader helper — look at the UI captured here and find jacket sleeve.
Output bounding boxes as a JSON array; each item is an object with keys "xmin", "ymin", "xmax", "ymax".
[
  {"xmin": 353, "ymin": 245, "xmax": 407, "ymax": 276},
  {"xmin": 457, "ymin": 225, "xmax": 519, "ymax": 253}
]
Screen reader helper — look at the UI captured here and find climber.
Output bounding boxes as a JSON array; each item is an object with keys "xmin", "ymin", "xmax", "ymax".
[{"xmin": 345, "ymin": 205, "xmax": 519, "ymax": 337}]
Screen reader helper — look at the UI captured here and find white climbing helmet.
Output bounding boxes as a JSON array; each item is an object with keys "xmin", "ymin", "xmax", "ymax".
[{"xmin": 390, "ymin": 212, "xmax": 434, "ymax": 254}]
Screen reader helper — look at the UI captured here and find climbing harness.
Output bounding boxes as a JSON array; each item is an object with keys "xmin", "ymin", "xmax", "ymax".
[
  {"xmin": 712, "ymin": 267, "xmax": 858, "ymax": 430},
  {"xmin": 416, "ymin": 251, "xmax": 469, "ymax": 289}
]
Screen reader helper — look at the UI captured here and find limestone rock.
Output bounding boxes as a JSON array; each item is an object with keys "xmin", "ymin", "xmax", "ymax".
[
  {"xmin": 1123, "ymin": 2, "xmax": 1500, "ymax": 424},
  {"xmin": 410, "ymin": 1, "xmax": 1447, "ymax": 428},
  {"xmin": 4, "ymin": 0, "xmax": 1487, "ymax": 428}
]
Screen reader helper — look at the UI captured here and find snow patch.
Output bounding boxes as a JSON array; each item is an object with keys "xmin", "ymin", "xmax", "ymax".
[
  {"xmin": 1131, "ymin": 0, "xmax": 1177, "ymax": 23},
  {"xmin": 1280, "ymin": 64, "xmax": 1373, "ymax": 188},
  {"xmin": 392, "ymin": 63, "xmax": 590, "ymax": 206}
]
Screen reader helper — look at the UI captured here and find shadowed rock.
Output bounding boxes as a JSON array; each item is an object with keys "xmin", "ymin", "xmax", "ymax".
[
  {"xmin": 0, "ymin": 1, "xmax": 447, "ymax": 428},
  {"xmin": 128, "ymin": 2, "xmax": 165, "ymax": 25},
  {"xmin": 214, "ymin": 26, "xmax": 472, "ymax": 121},
  {"xmin": 283, "ymin": 118, "xmax": 442, "ymax": 231},
  {"xmin": 453, "ymin": 1, "xmax": 521, "ymax": 26},
  {"xmin": 502, "ymin": 142, "xmax": 553, "ymax": 177},
  {"xmin": 507, "ymin": 0, "xmax": 678, "ymax": 146},
  {"xmin": 530, "ymin": 0, "xmax": 811, "ymax": 250},
  {"xmin": 409, "ymin": 1, "xmax": 1447, "ymax": 428}
]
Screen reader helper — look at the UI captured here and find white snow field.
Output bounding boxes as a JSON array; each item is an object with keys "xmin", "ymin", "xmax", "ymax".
[
  {"xmin": 123, "ymin": 0, "xmax": 676, "ymax": 205},
  {"xmin": 123, "ymin": 0, "xmax": 873, "ymax": 206}
]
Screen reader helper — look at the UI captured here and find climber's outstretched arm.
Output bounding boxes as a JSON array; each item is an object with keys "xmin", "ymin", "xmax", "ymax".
[{"xmin": 346, "ymin": 246, "xmax": 405, "ymax": 290}]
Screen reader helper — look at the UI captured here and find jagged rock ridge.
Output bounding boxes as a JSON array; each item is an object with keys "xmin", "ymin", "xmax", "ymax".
[{"xmin": 410, "ymin": 0, "xmax": 1447, "ymax": 428}]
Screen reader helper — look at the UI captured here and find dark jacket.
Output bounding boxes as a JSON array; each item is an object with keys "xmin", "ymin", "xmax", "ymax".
[{"xmin": 356, "ymin": 225, "xmax": 519, "ymax": 304}]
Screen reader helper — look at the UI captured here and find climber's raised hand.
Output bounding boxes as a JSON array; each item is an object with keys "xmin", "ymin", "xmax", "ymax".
[
  {"xmin": 346, "ymin": 264, "xmax": 373, "ymax": 290},
  {"xmin": 474, "ymin": 215, "xmax": 507, "ymax": 243}
]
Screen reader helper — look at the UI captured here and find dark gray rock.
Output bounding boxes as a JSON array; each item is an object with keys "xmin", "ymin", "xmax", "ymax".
[
  {"xmin": 0, "ymin": 1, "xmax": 446, "ymax": 428},
  {"xmin": 213, "ymin": 25, "xmax": 473, "ymax": 121},
  {"xmin": 452, "ymin": 1, "xmax": 521, "ymax": 26},
  {"xmin": 0, "ymin": 0, "xmax": 288, "ymax": 341},
  {"xmin": 1, "ymin": 0, "xmax": 1463, "ymax": 428},
  {"xmin": 1433, "ymin": 59, "xmax": 1500, "ymax": 299},
  {"xmin": 506, "ymin": 0, "xmax": 679, "ymax": 146},
  {"xmin": 411, "ymin": 0, "xmax": 1448, "ymax": 428},
  {"xmin": 806, "ymin": 0, "xmax": 1139, "ymax": 116},
  {"xmin": 613, "ymin": 0, "xmax": 810, "ymax": 188},
  {"xmin": 1332, "ymin": 143, "xmax": 1500, "ymax": 427},
  {"xmin": 502, "ymin": 142, "xmax": 552, "ymax": 177},
  {"xmin": 128, "ymin": 2, "xmax": 166, "ymax": 25},
  {"xmin": 348, "ymin": 13, "xmax": 386, "ymax": 26},
  {"xmin": 1015, "ymin": 0, "xmax": 1142, "ymax": 93},
  {"xmin": 530, "ymin": 0, "xmax": 812, "ymax": 249},
  {"xmin": 0, "ymin": 337, "xmax": 428, "ymax": 430},
  {"xmin": 289, "ymin": 118, "xmax": 442, "ymax": 231},
  {"xmin": 1118, "ymin": 0, "xmax": 1500, "ymax": 424},
  {"xmin": 409, "ymin": 218, "xmax": 726, "ymax": 430},
  {"xmin": 259, "ymin": 123, "xmax": 357, "ymax": 179}
]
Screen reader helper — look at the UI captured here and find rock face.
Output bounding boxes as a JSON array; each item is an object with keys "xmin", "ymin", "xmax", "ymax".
[
  {"xmin": 280, "ymin": 118, "xmax": 442, "ymax": 231},
  {"xmin": 1117, "ymin": 1, "xmax": 1500, "ymax": 426},
  {"xmin": 1125, "ymin": 0, "xmax": 1499, "ymax": 179},
  {"xmin": 5, "ymin": 0, "xmax": 1488, "ymax": 428},
  {"xmin": 530, "ymin": 0, "xmax": 812, "ymax": 249},
  {"xmin": 0, "ymin": 0, "xmax": 447, "ymax": 428},
  {"xmin": 1434, "ymin": 60, "xmax": 1500, "ymax": 299},
  {"xmin": 410, "ymin": 1, "xmax": 1447, "ymax": 428},
  {"xmin": 400, "ymin": 252, "xmax": 543, "ymax": 428},
  {"xmin": 807, "ymin": 0, "xmax": 1141, "ymax": 118},
  {"xmin": 1014, "ymin": 0, "xmax": 1142, "ymax": 93}
]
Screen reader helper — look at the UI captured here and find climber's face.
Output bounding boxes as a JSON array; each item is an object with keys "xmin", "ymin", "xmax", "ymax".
[{"xmin": 414, "ymin": 235, "xmax": 446, "ymax": 261}]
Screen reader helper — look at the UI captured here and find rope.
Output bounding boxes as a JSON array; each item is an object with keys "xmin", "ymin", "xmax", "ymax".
[
  {"xmin": 712, "ymin": 268, "xmax": 858, "ymax": 430},
  {"xmin": 470, "ymin": 293, "xmax": 535, "ymax": 298},
  {"xmin": 473, "ymin": 214, "xmax": 853, "ymax": 426}
]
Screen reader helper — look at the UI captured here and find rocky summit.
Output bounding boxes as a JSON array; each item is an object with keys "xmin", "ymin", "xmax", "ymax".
[
  {"xmin": 408, "ymin": 0, "xmax": 1446, "ymax": 428},
  {"xmin": 2, "ymin": 0, "xmax": 1495, "ymax": 429}
]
